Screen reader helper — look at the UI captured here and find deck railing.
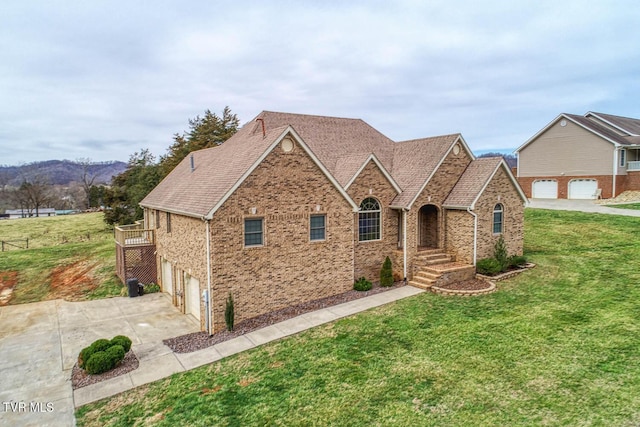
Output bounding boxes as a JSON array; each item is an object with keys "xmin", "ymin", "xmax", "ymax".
[
  {"xmin": 114, "ymin": 222, "xmax": 155, "ymax": 247},
  {"xmin": 627, "ymin": 161, "xmax": 640, "ymax": 171}
]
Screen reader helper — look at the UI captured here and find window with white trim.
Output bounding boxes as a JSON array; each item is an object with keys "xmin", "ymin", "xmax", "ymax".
[
  {"xmin": 359, "ymin": 198, "xmax": 381, "ymax": 241},
  {"xmin": 620, "ymin": 149, "xmax": 626, "ymax": 167},
  {"xmin": 310, "ymin": 214, "xmax": 326, "ymax": 241},
  {"xmin": 244, "ymin": 218, "xmax": 264, "ymax": 247},
  {"xmin": 493, "ymin": 204, "xmax": 504, "ymax": 234}
]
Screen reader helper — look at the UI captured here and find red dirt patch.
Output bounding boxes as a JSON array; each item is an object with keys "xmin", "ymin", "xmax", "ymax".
[
  {"xmin": 0, "ymin": 271, "xmax": 18, "ymax": 306},
  {"xmin": 48, "ymin": 260, "xmax": 99, "ymax": 301}
]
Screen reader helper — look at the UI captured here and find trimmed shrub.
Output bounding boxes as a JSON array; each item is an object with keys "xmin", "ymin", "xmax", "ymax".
[
  {"xmin": 476, "ymin": 258, "xmax": 503, "ymax": 276},
  {"xmin": 509, "ymin": 255, "xmax": 527, "ymax": 267},
  {"xmin": 85, "ymin": 351, "xmax": 112, "ymax": 375},
  {"xmin": 78, "ymin": 338, "xmax": 112, "ymax": 369},
  {"xmin": 380, "ymin": 256, "xmax": 394, "ymax": 287},
  {"xmin": 225, "ymin": 292, "xmax": 235, "ymax": 332},
  {"xmin": 110, "ymin": 335, "xmax": 132, "ymax": 353},
  {"xmin": 353, "ymin": 277, "xmax": 372, "ymax": 291},
  {"xmin": 106, "ymin": 344, "xmax": 125, "ymax": 367}
]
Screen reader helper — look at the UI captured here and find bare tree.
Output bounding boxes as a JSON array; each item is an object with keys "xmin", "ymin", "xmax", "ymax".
[
  {"xmin": 13, "ymin": 175, "xmax": 52, "ymax": 217},
  {"xmin": 77, "ymin": 158, "xmax": 97, "ymax": 209}
]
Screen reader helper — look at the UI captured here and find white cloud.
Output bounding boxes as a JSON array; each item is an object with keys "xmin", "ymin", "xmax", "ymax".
[{"xmin": 0, "ymin": 0, "xmax": 639, "ymax": 165}]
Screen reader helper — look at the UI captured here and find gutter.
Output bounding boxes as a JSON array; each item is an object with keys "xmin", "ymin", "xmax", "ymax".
[
  {"xmin": 403, "ymin": 208, "xmax": 407, "ymax": 281},
  {"xmin": 467, "ymin": 207, "xmax": 478, "ymax": 266}
]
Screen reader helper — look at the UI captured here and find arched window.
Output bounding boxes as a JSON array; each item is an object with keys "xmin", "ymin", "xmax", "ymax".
[
  {"xmin": 359, "ymin": 198, "xmax": 381, "ymax": 241},
  {"xmin": 493, "ymin": 204, "xmax": 504, "ymax": 234}
]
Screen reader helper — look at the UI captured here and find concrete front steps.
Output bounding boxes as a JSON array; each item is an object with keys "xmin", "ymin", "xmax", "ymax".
[{"xmin": 409, "ymin": 249, "xmax": 476, "ymax": 290}]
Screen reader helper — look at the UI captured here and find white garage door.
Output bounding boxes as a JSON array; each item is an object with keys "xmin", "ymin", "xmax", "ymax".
[
  {"xmin": 161, "ymin": 258, "xmax": 173, "ymax": 296},
  {"xmin": 569, "ymin": 179, "xmax": 597, "ymax": 199},
  {"xmin": 532, "ymin": 180, "xmax": 558, "ymax": 199},
  {"xmin": 184, "ymin": 274, "xmax": 201, "ymax": 321}
]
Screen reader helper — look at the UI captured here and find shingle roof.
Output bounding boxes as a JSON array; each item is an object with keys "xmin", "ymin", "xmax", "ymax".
[
  {"xmin": 587, "ymin": 112, "xmax": 640, "ymax": 136},
  {"xmin": 444, "ymin": 157, "xmax": 503, "ymax": 208},
  {"xmin": 390, "ymin": 134, "xmax": 461, "ymax": 208},
  {"xmin": 252, "ymin": 111, "xmax": 396, "ymax": 175},
  {"xmin": 142, "ymin": 111, "xmax": 482, "ymax": 216},
  {"xmin": 141, "ymin": 125, "xmax": 288, "ymax": 217},
  {"xmin": 565, "ymin": 114, "xmax": 634, "ymax": 146}
]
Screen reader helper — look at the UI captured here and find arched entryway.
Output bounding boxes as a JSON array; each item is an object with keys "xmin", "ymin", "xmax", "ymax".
[{"xmin": 419, "ymin": 204, "xmax": 439, "ymax": 249}]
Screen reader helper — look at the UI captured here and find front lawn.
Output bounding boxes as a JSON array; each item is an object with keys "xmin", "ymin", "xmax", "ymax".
[
  {"xmin": 0, "ymin": 213, "xmax": 122, "ymax": 303},
  {"xmin": 605, "ymin": 202, "xmax": 640, "ymax": 210},
  {"xmin": 76, "ymin": 209, "xmax": 640, "ymax": 426}
]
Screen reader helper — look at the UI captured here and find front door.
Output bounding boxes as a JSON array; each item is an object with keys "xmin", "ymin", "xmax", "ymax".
[{"xmin": 419, "ymin": 204, "xmax": 439, "ymax": 249}]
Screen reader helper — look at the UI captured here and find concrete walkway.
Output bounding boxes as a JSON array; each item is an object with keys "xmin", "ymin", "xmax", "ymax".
[
  {"xmin": 527, "ymin": 198, "xmax": 640, "ymax": 216},
  {"xmin": 0, "ymin": 286, "xmax": 424, "ymax": 426},
  {"xmin": 73, "ymin": 285, "xmax": 423, "ymax": 407}
]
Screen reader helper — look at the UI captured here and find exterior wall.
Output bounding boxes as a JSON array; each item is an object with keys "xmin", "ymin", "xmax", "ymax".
[
  {"xmin": 209, "ymin": 137, "xmax": 355, "ymax": 332},
  {"xmin": 444, "ymin": 210, "xmax": 474, "ymax": 264},
  {"xmin": 406, "ymin": 147, "xmax": 473, "ymax": 279},
  {"xmin": 474, "ymin": 168, "xmax": 525, "ymax": 261},
  {"xmin": 347, "ymin": 160, "xmax": 401, "ymax": 282},
  {"xmin": 518, "ymin": 175, "xmax": 616, "ymax": 199},
  {"xmin": 518, "ymin": 119, "xmax": 615, "ymax": 178},
  {"xmin": 152, "ymin": 209, "xmax": 208, "ymax": 329}
]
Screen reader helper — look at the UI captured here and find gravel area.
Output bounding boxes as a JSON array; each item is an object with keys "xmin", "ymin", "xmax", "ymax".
[
  {"xmin": 164, "ymin": 281, "xmax": 406, "ymax": 354},
  {"xmin": 596, "ymin": 191, "xmax": 640, "ymax": 204},
  {"xmin": 71, "ymin": 351, "xmax": 139, "ymax": 390},
  {"xmin": 435, "ymin": 278, "xmax": 492, "ymax": 291}
]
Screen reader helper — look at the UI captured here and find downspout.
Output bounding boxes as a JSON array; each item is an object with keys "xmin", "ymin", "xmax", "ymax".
[
  {"xmin": 403, "ymin": 208, "xmax": 408, "ymax": 282},
  {"xmin": 205, "ymin": 219, "xmax": 213, "ymax": 335},
  {"xmin": 467, "ymin": 207, "xmax": 478, "ymax": 266}
]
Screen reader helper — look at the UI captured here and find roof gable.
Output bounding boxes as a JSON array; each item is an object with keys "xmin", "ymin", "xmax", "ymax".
[
  {"xmin": 141, "ymin": 125, "xmax": 358, "ymax": 218},
  {"xmin": 516, "ymin": 113, "xmax": 637, "ymax": 154},
  {"xmin": 444, "ymin": 157, "xmax": 527, "ymax": 209},
  {"xmin": 390, "ymin": 134, "xmax": 474, "ymax": 209},
  {"xmin": 343, "ymin": 153, "xmax": 402, "ymax": 194}
]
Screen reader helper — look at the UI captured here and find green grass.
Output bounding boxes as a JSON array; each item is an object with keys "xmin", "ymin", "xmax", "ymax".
[
  {"xmin": 76, "ymin": 209, "xmax": 640, "ymax": 426},
  {"xmin": 605, "ymin": 202, "xmax": 640, "ymax": 210},
  {"xmin": 0, "ymin": 213, "xmax": 123, "ymax": 303}
]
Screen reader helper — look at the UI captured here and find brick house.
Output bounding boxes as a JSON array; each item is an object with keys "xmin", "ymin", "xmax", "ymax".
[
  {"xmin": 516, "ymin": 112, "xmax": 640, "ymax": 199},
  {"xmin": 135, "ymin": 111, "xmax": 526, "ymax": 333}
]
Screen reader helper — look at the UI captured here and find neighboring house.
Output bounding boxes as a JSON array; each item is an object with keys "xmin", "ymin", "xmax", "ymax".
[
  {"xmin": 516, "ymin": 112, "xmax": 640, "ymax": 199},
  {"xmin": 5, "ymin": 208, "xmax": 56, "ymax": 219},
  {"xmin": 119, "ymin": 111, "xmax": 526, "ymax": 333}
]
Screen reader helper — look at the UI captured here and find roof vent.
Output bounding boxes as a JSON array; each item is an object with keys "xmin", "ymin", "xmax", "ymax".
[{"xmin": 190, "ymin": 154, "xmax": 195, "ymax": 172}]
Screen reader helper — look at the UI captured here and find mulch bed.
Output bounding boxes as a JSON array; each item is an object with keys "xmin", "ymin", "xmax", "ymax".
[
  {"xmin": 71, "ymin": 351, "xmax": 139, "ymax": 390},
  {"xmin": 164, "ymin": 281, "xmax": 406, "ymax": 354},
  {"xmin": 434, "ymin": 278, "xmax": 492, "ymax": 291}
]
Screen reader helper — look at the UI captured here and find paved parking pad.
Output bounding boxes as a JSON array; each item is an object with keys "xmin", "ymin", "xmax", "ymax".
[{"xmin": 0, "ymin": 293, "xmax": 199, "ymax": 427}]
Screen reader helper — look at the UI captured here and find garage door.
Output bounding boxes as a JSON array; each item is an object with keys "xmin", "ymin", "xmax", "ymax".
[
  {"xmin": 184, "ymin": 274, "xmax": 201, "ymax": 321},
  {"xmin": 161, "ymin": 258, "xmax": 173, "ymax": 296},
  {"xmin": 532, "ymin": 180, "xmax": 558, "ymax": 199},
  {"xmin": 569, "ymin": 179, "xmax": 597, "ymax": 199}
]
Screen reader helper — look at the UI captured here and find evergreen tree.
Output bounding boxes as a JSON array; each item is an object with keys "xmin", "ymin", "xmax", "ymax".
[
  {"xmin": 159, "ymin": 106, "xmax": 239, "ymax": 177},
  {"xmin": 380, "ymin": 256, "xmax": 394, "ymax": 287}
]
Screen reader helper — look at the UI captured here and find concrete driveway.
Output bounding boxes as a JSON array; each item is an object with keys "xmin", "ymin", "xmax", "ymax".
[
  {"xmin": 527, "ymin": 198, "xmax": 640, "ymax": 217},
  {"xmin": 0, "ymin": 293, "xmax": 199, "ymax": 427}
]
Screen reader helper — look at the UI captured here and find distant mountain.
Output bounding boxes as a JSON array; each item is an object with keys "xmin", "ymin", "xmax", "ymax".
[{"xmin": 0, "ymin": 160, "xmax": 127, "ymax": 186}]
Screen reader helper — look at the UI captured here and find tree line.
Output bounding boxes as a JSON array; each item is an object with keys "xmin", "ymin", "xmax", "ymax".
[{"xmin": 103, "ymin": 106, "xmax": 240, "ymax": 226}]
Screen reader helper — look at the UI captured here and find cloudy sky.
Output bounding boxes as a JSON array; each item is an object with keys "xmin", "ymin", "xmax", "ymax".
[{"xmin": 1, "ymin": 1, "xmax": 639, "ymax": 166}]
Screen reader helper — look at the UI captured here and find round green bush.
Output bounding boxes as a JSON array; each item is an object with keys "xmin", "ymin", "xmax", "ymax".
[
  {"xmin": 106, "ymin": 344, "xmax": 125, "ymax": 366},
  {"xmin": 79, "ymin": 338, "xmax": 112, "ymax": 368},
  {"xmin": 110, "ymin": 335, "xmax": 132, "ymax": 353},
  {"xmin": 353, "ymin": 277, "xmax": 372, "ymax": 291},
  {"xmin": 85, "ymin": 351, "xmax": 113, "ymax": 375}
]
